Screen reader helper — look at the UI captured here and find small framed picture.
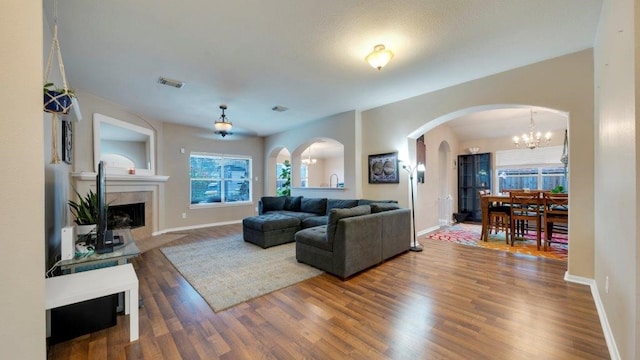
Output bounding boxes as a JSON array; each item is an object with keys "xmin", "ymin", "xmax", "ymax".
[
  {"xmin": 368, "ymin": 152, "xmax": 399, "ymax": 184},
  {"xmin": 62, "ymin": 120, "xmax": 73, "ymax": 164}
]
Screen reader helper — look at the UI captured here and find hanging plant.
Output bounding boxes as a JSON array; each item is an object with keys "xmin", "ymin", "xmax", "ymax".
[{"xmin": 43, "ymin": 82, "xmax": 75, "ymax": 114}]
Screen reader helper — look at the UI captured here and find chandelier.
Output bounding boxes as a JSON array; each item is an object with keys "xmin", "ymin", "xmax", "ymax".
[
  {"xmin": 214, "ymin": 104, "xmax": 233, "ymax": 137},
  {"xmin": 513, "ymin": 109, "xmax": 551, "ymax": 149},
  {"xmin": 365, "ymin": 44, "xmax": 394, "ymax": 71},
  {"xmin": 301, "ymin": 144, "xmax": 317, "ymax": 165}
]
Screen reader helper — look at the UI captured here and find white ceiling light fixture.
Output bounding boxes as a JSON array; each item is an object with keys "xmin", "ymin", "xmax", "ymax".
[
  {"xmin": 214, "ymin": 104, "xmax": 233, "ymax": 137},
  {"xmin": 301, "ymin": 144, "xmax": 317, "ymax": 165},
  {"xmin": 513, "ymin": 109, "xmax": 552, "ymax": 149},
  {"xmin": 365, "ymin": 44, "xmax": 394, "ymax": 71}
]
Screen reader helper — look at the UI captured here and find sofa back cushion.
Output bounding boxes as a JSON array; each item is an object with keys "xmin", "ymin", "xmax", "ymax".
[
  {"xmin": 357, "ymin": 199, "xmax": 398, "ymax": 206},
  {"xmin": 261, "ymin": 196, "xmax": 286, "ymax": 213},
  {"xmin": 327, "ymin": 205, "xmax": 371, "ymax": 241},
  {"xmin": 325, "ymin": 199, "xmax": 359, "ymax": 215},
  {"xmin": 370, "ymin": 202, "xmax": 401, "ymax": 213},
  {"xmin": 300, "ymin": 197, "xmax": 327, "ymax": 215},
  {"xmin": 284, "ymin": 196, "xmax": 302, "ymax": 211}
]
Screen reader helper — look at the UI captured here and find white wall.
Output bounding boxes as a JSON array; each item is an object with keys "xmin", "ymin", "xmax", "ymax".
[
  {"xmin": 594, "ymin": 0, "xmax": 637, "ymax": 358},
  {"xmin": 265, "ymin": 111, "xmax": 359, "ymax": 199},
  {"xmin": 361, "ymin": 50, "xmax": 595, "ymax": 279},
  {"xmin": 0, "ymin": 1, "xmax": 46, "ymax": 359}
]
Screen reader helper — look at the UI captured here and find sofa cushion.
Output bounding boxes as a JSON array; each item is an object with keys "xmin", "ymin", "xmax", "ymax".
[
  {"xmin": 300, "ymin": 197, "xmax": 327, "ymax": 215},
  {"xmin": 357, "ymin": 199, "xmax": 398, "ymax": 206},
  {"xmin": 242, "ymin": 213, "xmax": 300, "ymax": 231},
  {"xmin": 370, "ymin": 202, "xmax": 401, "ymax": 213},
  {"xmin": 302, "ymin": 215, "xmax": 328, "ymax": 228},
  {"xmin": 327, "ymin": 205, "xmax": 371, "ymax": 241},
  {"xmin": 325, "ymin": 199, "xmax": 359, "ymax": 215},
  {"xmin": 295, "ymin": 225, "xmax": 332, "ymax": 251},
  {"xmin": 284, "ymin": 196, "xmax": 302, "ymax": 211},
  {"xmin": 261, "ymin": 196, "xmax": 287, "ymax": 212}
]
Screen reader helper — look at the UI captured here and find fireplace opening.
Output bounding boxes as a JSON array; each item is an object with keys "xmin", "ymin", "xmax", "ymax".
[{"xmin": 108, "ymin": 202, "xmax": 145, "ymax": 229}]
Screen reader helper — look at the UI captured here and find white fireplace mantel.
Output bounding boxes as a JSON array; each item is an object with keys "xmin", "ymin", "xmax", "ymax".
[{"xmin": 71, "ymin": 172, "xmax": 169, "ymax": 183}]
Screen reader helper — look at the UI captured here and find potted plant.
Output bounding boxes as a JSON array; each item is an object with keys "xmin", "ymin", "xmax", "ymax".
[
  {"xmin": 68, "ymin": 189, "xmax": 100, "ymax": 236},
  {"xmin": 44, "ymin": 82, "xmax": 76, "ymax": 114},
  {"xmin": 277, "ymin": 160, "xmax": 291, "ymax": 196}
]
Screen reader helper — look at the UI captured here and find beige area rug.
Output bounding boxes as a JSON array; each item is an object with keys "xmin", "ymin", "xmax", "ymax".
[
  {"xmin": 160, "ymin": 234, "xmax": 323, "ymax": 312},
  {"xmin": 134, "ymin": 233, "xmax": 187, "ymax": 253}
]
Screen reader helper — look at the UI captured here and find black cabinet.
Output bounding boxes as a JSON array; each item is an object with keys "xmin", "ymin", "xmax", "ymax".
[{"xmin": 458, "ymin": 153, "xmax": 491, "ymax": 222}]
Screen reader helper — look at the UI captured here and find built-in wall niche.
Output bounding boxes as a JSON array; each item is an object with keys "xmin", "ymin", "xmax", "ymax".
[{"xmin": 93, "ymin": 113, "xmax": 155, "ymax": 175}]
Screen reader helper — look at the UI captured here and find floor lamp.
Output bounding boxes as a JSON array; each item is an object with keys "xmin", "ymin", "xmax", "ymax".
[{"xmin": 402, "ymin": 162, "xmax": 426, "ymax": 252}]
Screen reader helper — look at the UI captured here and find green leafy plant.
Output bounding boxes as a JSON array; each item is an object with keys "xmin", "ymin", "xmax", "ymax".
[
  {"xmin": 43, "ymin": 82, "xmax": 76, "ymax": 98},
  {"xmin": 551, "ymin": 185, "xmax": 565, "ymax": 194},
  {"xmin": 277, "ymin": 160, "xmax": 291, "ymax": 196},
  {"xmin": 67, "ymin": 189, "xmax": 100, "ymax": 225}
]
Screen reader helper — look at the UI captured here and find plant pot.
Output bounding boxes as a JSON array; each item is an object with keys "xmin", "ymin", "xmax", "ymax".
[
  {"xmin": 44, "ymin": 90, "xmax": 72, "ymax": 114},
  {"xmin": 76, "ymin": 224, "xmax": 96, "ymax": 236}
]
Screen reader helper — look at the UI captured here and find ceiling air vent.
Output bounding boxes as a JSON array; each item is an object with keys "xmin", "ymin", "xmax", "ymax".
[
  {"xmin": 271, "ymin": 105, "xmax": 289, "ymax": 112},
  {"xmin": 157, "ymin": 76, "xmax": 185, "ymax": 89}
]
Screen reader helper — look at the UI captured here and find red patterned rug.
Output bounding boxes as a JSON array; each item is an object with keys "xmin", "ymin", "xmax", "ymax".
[{"xmin": 424, "ymin": 223, "xmax": 568, "ymax": 261}]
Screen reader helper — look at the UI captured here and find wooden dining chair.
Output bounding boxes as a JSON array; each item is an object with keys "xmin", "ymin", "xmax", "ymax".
[
  {"xmin": 542, "ymin": 193, "xmax": 568, "ymax": 251},
  {"xmin": 509, "ymin": 191, "xmax": 543, "ymax": 249},
  {"xmin": 479, "ymin": 190, "xmax": 510, "ymax": 243}
]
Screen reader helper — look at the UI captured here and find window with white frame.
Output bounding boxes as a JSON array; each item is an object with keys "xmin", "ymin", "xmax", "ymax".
[
  {"xmin": 190, "ymin": 153, "xmax": 251, "ymax": 205},
  {"xmin": 495, "ymin": 146, "xmax": 567, "ymax": 192},
  {"xmin": 300, "ymin": 164, "xmax": 309, "ymax": 187}
]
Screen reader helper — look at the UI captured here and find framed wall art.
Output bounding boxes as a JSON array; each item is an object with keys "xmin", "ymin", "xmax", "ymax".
[
  {"xmin": 62, "ymin": 120, "xmax": 73, "ymax": 164},
  {"xmin": 368, "ymin": 152, "xmax": 399, "ymax": 184}
]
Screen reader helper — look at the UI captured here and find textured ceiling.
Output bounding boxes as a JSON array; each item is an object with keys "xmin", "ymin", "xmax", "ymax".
[{"xmin": 44, "ymin": 0, "xmax": 602, "ymax": 137}]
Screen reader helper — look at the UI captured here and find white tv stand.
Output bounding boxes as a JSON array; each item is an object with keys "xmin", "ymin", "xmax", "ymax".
[{"xmin": 45, "ymin": 263, "xmax": 139, "ymax": 341}]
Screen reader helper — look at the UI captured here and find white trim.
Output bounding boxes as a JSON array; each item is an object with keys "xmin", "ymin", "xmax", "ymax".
[
  {"xmin": 564, "ymin": 272, "xmax": 620, "ymax": 360},
  {"xmin": 156, "ymin": 220, "xmax": 242, "ymax": 235},
  {"xmin": 418, "ymin": 225, "xmax": 441, "ymax": 237}
]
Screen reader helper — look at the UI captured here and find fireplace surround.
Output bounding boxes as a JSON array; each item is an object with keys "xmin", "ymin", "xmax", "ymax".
[{"xmin": 71, "ymin": 172, "xmax": 169, "ymax": 239}]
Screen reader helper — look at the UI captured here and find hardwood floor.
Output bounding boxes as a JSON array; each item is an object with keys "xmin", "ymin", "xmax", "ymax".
[{"xmin": 47, "ymin": 224, "xmax": 610, "ymax": 359}]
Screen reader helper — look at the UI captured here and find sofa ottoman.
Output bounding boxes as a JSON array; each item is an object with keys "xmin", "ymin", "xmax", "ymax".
[{"xmin": 243, "ymin": 214, "xmax": 301, "ymax": 248}]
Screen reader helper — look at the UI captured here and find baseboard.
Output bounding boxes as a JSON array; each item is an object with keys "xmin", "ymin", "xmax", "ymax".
[
  {"xmin": 154, "ymin": 220, "xmax": 242, "ymax": 236},
  {"xmin": 564, "ymin": 271, "xmax": 620, "ymax": 360},
  {"xmin": 417, "ymin": 225, "xmax": 441, "ymax": 237}
]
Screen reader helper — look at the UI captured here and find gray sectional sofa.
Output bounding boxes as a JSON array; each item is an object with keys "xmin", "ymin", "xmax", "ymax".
[{"xmin": 242, "ymin": 196, "xmax": 411, "ymax": 279}]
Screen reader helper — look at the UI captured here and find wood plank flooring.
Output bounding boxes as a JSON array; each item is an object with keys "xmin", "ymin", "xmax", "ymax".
[{"xmin": 47, "ymin": 224, "xmax": 610, "ymax": 359}]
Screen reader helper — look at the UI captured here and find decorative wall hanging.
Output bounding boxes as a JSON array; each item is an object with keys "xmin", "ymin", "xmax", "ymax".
[
  {"xmin": 62, "ymin": 120, "xmax": 72, "ymax": 164},
  {"xmin": 368, "ymin": 152, "xmax": 399, "ymax": 184}
]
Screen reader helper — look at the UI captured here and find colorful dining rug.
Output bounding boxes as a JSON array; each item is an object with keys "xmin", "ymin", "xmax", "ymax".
[{"xmin": 425, "ymin": 223, "xmax": 568, "ymax": 261}]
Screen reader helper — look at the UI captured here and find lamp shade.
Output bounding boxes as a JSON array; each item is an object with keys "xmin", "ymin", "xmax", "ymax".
[
  {"xmin": 214, "ymin": 121, "xmax": 232, "ymax": 132},
  {"xmin": 365, "ymin": 44, "xmax": 394, "ymax": 71}
]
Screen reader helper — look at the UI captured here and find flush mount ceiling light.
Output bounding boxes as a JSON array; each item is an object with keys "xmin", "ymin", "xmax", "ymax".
[
  {"xmin": 365, "ymin": 44, "xmax": 394, "ymax": 71},
  {"xmin": 157, "ymin": 76, "xmax": 185, "ymax": 88},
  {"xmin": 513, "ymin": 109, "xmax": 552, "ymax": 149},
  {"xmin": 214, "ymin": 104, "xmax": 233, "ymax": 137}
]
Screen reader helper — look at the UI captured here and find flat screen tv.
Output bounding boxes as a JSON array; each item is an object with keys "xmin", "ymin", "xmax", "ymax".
[{"xmin": 95, "ymin": 161, "xmax": 114, "ymax": 254}]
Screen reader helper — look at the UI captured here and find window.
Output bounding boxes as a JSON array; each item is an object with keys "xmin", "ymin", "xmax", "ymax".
[
  {"xmin": 497, "ymin": 166, "xmax": 567, "ymax": 192},
  {"xmin": 300, "ymin": 164, "xmax": 309, "ymax": 187},
  {"xmin": 190, "ymin": 153, "xmax": 251, "ymax": 205}
]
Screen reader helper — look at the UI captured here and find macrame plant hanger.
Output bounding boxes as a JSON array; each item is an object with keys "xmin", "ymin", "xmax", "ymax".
[
  {"xmin": 560, "ymin": 129, "xmax": 569, "ymax": 189},
  {"xmin": 44, "ymin": 0, "xmax": 72, "ymax": 164}
]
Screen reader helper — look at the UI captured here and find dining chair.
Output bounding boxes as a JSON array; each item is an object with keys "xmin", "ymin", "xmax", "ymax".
[
  {"xmin": 479, "ymin": 190, "xmax": 510, "ymax": 243},
  {"xmin": 509, "ymin": 191, "xmax": 544, "ymax": 249},
  {"xmin": 542, "ymin": 193, "xmax": 568, "ymax": 251}
]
